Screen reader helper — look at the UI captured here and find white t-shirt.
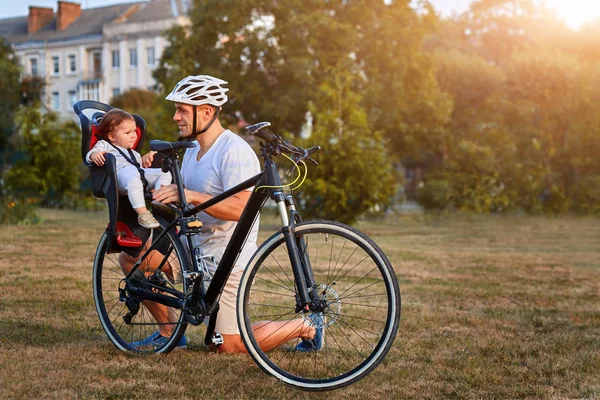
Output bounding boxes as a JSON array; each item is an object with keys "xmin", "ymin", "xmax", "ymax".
[{"xmin": 181, "ymin": 130, "xmax": 261, "ymax": 272}]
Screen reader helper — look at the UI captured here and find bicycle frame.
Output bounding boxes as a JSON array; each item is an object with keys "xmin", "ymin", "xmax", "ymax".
[{"xmin": 123, "ymin": 147, "xmax": 316, "ymax": 320}]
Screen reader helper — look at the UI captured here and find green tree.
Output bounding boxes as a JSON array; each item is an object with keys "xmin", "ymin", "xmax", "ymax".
[
  {"xmin": 0, "ymin": 37, "xmax": 21, "ymax": 186},
  {"xmin": 461, "ymin": 0, "xmax": 571, "ymax": 62},
  {"xmin": 5, "ymin": 107, "xmax": 83, "ymax": 207},
  {"xmin": 155, "ymin": 0, "xmax": 449, "ymax": 140},
  {"xmin": 503, "ymin": 50, "xmax": 595, "ymax": 212},
  {"xmin": 154, "ymin": 0, "xmax": 446, "ymax": 220},
  {"xmin": 349, "ymin": 0, "xmax": 453, "ymax": 161},
  {"xmin": 421, "ymin": 47, "xmax": 517, "ymax": 212},
  {"xmin": 421, "ymin": 1, "xmax": 600, "ymax": 213},
  {"xmin": 297, "ymin": 65, "xmax": 396, "ymax": 224}
]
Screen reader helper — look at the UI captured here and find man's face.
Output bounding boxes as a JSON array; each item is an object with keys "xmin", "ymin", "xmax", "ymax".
[{"xmin": 173, "ymin": 102, "xmax": 195, "ymax": 138}]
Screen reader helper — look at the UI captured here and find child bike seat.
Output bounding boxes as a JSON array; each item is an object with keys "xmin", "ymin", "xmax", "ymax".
[{"xmin": 74, "ymin": 100, "xmax": 150, "ymax": 256}]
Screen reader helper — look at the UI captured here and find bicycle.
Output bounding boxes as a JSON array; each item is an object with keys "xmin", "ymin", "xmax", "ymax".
[{"xmin": 91, "ymin": 120, "xmax": 401, "ymax": 391}]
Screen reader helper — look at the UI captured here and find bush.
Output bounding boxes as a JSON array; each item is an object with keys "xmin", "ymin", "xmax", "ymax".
[
  {"xmin": 0, "ymin": 197, "xmax": 41, "ymax": 225},
  {"xmin": 416, "ymin": 176, "xmax": 451, "ymax": 212},
  {"xmin": 5, "ymin": 107, "xmax": 82, "ymax": 207},
  {"xmin": 572, "ymin": 176, "xmax": 600, "ymax": 214}
]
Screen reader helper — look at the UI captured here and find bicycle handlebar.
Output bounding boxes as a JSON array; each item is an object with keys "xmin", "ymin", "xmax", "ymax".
[{"xmin": 245, "ymin": 122, "xmax": 321, "ymax": 165}]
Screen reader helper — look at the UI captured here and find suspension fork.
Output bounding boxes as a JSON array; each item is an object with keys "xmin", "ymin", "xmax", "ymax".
[
  {"xmin": 288, "ymin": 198, "xmax": 316, "ymax": 288},
  {"xmin": 264, "ymin": 155, "xmax": 315, "ymax": 310},
  {"xmin": 274, "ymin": 192, "xmax": 316, "ymax": 310}
]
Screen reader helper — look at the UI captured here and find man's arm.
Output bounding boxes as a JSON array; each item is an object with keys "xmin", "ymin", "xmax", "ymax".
[{"xmin": 152, "ymin": 185, "xmax": 251, "ymax": 221}]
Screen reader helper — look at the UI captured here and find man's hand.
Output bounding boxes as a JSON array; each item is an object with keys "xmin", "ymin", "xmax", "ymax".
[
  {"xmin": 90, "ymin": 151, "xmax": 107, "ymax": 166},
  {"xmin": 153, "ymin": 184, "xmax": 184, "ymax": 204},
  {"xmin": 142, "ymin": 151, "xmax": 157, "ymax": 168}
]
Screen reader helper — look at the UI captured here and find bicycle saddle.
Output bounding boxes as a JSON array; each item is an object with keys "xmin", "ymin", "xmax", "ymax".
[{"xmin": 150, "ymin": 140, "xmax": 196, "ymax": 153}]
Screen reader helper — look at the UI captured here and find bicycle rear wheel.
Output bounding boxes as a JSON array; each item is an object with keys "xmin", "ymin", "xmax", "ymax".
[
  {"xmin": 92, "ymin": 217, "xmax": 190, "ymax": 353},
  {"xmin": 238, "ymin": 221, "xmax": 400, "ymax": 391}
]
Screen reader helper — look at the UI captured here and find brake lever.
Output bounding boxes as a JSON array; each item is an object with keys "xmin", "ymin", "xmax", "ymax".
[{"xmin": 279, "ymin": 139, "xmax": 303, "ymax": 155}]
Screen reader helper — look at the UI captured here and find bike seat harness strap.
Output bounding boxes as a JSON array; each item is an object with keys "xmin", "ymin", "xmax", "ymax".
[{"xmin": 108, "ymin": 142, "xmax": 149, "ymax": 190}]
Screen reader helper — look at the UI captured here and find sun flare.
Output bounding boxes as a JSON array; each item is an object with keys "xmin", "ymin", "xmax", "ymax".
[{"xmin": 542, "ymin": 0, "xmax": 600, "ymax": 29}]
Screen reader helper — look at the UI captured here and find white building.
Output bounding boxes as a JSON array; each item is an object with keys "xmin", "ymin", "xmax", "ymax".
[{"xmin": 0, "ymin": 0, "xmax": 189, "ymax": 118}]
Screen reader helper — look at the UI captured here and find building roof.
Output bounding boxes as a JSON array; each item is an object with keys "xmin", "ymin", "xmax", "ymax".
[
  {"xmin": 127, "ymin": 0, "xmax": 189, "ymax": 22},
  {"xmin": 1, "ymin": 0, "xmax": 188, "ymax": 45},
  {"xmin": 0, "ymin": 16, "xmax": 28, "ymax": 39}
]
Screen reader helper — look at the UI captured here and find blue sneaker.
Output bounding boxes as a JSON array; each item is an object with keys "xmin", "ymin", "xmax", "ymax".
[
  {"xmin": 130, "ymin": 331, "xmax": 187, "ymax": 349},
  {"xmin": 295, "ymin": 313, "xmax": 325, "ymax": 352}
]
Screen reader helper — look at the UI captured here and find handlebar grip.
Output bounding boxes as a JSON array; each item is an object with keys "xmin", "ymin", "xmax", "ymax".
[
  {"xmin": 245, "ymin": 122, "xmax": 278, "ymax": 142},
  {"xmin": 256, "ymin": 130, "xmax": 278, "ymax": 143}
]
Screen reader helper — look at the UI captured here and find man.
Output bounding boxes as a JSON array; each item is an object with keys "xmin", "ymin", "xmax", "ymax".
[{"xmin": 141, "ymin": 75, "xmax": 322, "ymax": 353}]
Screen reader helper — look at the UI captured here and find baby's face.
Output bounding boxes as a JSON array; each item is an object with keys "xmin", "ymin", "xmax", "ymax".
[{"xmin": 109, "ymin": 119, "xmax": 138, "ymax": 149}]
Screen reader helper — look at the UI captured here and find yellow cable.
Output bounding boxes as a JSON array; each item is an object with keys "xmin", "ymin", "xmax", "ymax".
[
  {"xmin": 291, "ymin": 160, "xmax": 308, "ymax": 191},
  {"xmin": 255, "ymin": 153, "xmax": 302, "ymax": 192}
]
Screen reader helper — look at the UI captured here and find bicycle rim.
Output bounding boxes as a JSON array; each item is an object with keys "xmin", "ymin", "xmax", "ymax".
[{"xmin": 238, "ymin": 221, "xmax": 401, "ymax": 390}]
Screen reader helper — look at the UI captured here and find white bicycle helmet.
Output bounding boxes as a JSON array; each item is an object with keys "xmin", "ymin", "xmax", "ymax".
[{"xmin": 165, "ymin": 75, "xmax": 229, "ymax": 107}]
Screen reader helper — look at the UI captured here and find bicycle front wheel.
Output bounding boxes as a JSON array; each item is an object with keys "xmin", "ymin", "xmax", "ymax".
[
  {"xmin": 92, "ymin": 217, "xmax": 190, "ymax": 354},
  {"xmin": 238, "ymin": 221, "xmax": 400, "ymax": 391}
]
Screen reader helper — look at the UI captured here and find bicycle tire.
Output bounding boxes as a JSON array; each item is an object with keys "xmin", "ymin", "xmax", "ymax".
[
  {"xmin": 237, "ymin": 221, "xmax": 400, "ymax": 391},
  {"xmin": 92, "ymin": 216, "xmax": 190, "ymax": 354}
]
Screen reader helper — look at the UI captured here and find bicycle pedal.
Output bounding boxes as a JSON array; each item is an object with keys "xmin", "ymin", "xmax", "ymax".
[
  {"xmin": 183, "ymin": 271, "xmax": 201, "ymax": 280},
  {"xmin": 211, "ymin": 332, "xmax": 224, "ymax": 347}
]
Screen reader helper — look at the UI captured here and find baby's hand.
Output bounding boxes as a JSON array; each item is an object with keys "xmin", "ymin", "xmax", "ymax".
[
  {"xmin": 91, "ymin": 151, "xmax": 107, "ymax": 166},
  {"xmin": 142, "ymin": 151, "xmax": 156, "ymax": 168}
]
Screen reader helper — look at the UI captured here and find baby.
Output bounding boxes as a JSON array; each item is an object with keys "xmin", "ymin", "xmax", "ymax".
[{"xmin": 85, "ymin": 108, "xmax": 171, "ymax": 229}]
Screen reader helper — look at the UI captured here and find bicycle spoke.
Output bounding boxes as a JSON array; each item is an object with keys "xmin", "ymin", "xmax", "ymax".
[
  {"xmin": 336, "ymin": 315, "xmax": 379, "ymax": 348},
  {"xmin": 261, "ymin": 257, "xmax": 294, "ymax": 292},
  {"xmin": 248, "ymin": 288, "xmax": 296, "ymax": 298},
  {"xmin": 268, "ymin": 254, "xmax": 296, "ymax": 291},
  {"xmin": 341, "ymin": 291, "xmax": 388, "ymax": 300},
  {"xmin": 254, "ymin": 274, "xmax": 296, "ymax": 294},
  {"xmin": 251, "ymin": 309, "xmax": 300, "ymax": 332},
  {"xmin": 337, "ymin": 266, "xmax": 382, "ymax": 298},
  {"xmin": 329, "ymin": 239, "xmax": 347, "ymax": 287}
]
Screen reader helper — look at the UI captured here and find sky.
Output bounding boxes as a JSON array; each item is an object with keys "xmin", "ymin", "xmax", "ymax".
[{"xmin": 1, "ymin": 0, "xmax": 599, "ymax": 30}]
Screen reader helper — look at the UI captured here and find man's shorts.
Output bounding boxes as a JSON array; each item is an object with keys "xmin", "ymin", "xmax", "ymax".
[
  {"xmin": 163, "ymin": 248, "xmax": 243, "ymax": 335},
  {"xmin": 210, "ymin": 269, "xmax": 244, "ymax": 335}
]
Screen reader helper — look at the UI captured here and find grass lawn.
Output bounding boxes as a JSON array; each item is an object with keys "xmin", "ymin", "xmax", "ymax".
[{"xmin": 0, "ymin": 209, "xmax": 598, "ymax": 399}]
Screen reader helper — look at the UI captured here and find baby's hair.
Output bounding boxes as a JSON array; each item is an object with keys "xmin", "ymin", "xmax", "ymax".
[{"xmin": 96, "ymin": 108, "xmax": 135, "ymax": 141}]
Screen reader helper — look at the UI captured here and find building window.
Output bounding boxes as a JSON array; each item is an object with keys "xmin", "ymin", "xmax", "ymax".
[
  {"xmin": 52, "ymin": 91, "xmax": 60, "ymax": 111},
  {"xmin": 68, "ymin": 90, "xmax": 77, "ymax": 107},
  {"xmin": 112, "ymin": 88, "xmax": 120, "ymax": 98},
  {"xmin": 129, "ymin": 49, "xmax": 137, "ymax": 67},
  {"xmin": 68, "ymin": 54, "xmax": 76, "ymax": 73},
  {"xmin": 30, "ymin": 58, "xmax": 38, "ymax": 76},
  {"xmin": 112, "ymin": 50, "xmax": 120, "ymax": 68},
  {"xmin": 147, "ymin": 47, "xmax": 155, "ymax": 66},
  {"xmin": 52, "ymin": 56, "xmax": 60, "ymax": 75}
]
